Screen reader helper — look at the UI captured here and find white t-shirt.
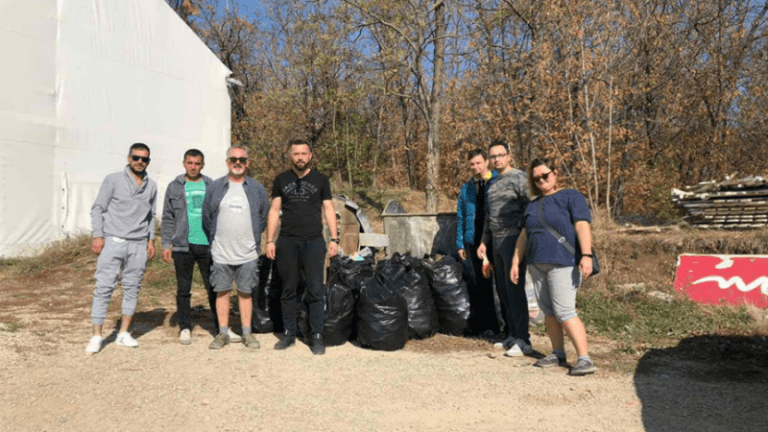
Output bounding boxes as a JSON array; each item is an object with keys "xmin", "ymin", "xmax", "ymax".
[{"xmin": 211, "ymin": 181, "xmax": 257, "ymax": 265}]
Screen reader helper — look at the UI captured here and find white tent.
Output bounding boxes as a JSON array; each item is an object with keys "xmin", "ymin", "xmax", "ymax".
[{"xmin": 0, "ymin": 0, "xmax": 233, "ymax": 257}]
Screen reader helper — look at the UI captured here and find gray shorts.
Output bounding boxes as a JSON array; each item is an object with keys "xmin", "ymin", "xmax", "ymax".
[
  {"xmin": 528, "ymin": 263, "xmax": 582, "ymax": 323},
  {"xmin": 210, "ymin": 259, "xmax": 258, "ymax": 294}
]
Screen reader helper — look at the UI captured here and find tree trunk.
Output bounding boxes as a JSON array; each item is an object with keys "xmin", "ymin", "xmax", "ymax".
[
  {"xmin": 425, "ymin": 0, "xmax": 446, "ymax": 213},
  {"xmin": 372, "ymin": 103, "xmax": 384, "ymax": 188}
]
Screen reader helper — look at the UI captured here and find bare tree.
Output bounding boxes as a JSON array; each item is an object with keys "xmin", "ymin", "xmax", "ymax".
[{"xmin": 340, "ymin": 0, "xmax": 450, "ymax": 212}]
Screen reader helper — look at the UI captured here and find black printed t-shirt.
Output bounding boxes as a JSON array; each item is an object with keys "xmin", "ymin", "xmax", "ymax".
[{"xmin": 272, "ymin": 170, "xmax": 332, "ymax": 239}]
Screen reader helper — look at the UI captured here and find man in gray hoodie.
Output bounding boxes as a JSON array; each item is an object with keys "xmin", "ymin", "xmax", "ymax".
[
  {"xmin": 161, "ymin": 149, "xmax": 224, "ymax": 346},
  {"xmin": 86, "ymin": 143, "xmax": 158, "ymax": 354}
]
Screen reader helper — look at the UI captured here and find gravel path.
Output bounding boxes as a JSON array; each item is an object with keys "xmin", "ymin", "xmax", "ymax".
[{"xmin": 0, "ymin": 326, "xmax": 646, "ymax": 432}]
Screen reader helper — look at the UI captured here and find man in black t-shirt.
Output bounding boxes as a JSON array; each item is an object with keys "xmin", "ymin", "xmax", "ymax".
[{"xmin": 265, "ymin": 140, "xmax": 339, "ymax": 355}]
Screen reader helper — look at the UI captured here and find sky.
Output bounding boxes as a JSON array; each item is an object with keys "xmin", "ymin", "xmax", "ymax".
[{"xmin": 212, "ymin": 0, "xmax": 271, "ymax": 30}]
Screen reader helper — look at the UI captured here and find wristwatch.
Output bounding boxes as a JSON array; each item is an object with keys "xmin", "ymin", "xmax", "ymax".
[{"xmin": 330, "ymin": 238, "xmax": 340, "ymax": 244}]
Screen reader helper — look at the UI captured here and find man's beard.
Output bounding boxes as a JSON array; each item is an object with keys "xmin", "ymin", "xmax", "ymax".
[
  {"xmin": 130, "ymin": 165, "xmax": 145, "ymax": 176},
  {"xmin": 292, "ymin": 160, "xmax": 308, "ymax": 171}
]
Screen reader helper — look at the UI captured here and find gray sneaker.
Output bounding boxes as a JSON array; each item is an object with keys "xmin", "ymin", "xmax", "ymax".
[
  {"xmin": 243, "ymin": 333, "xmax": 260, "ymax": 350},
  {"xmin": 534, "ymin": 353, "xmax": 567, "ymax": 368},
  {"xmin": 569, "ymin": 358, "xmax": 597, "ymax": 376},
  {"xmin": 209, "ymin": 333, "xmax": 230, "ymax": 350}
]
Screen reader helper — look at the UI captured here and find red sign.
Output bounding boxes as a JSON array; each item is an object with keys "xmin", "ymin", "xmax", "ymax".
[{"xmin": 674, "ymin": 254, "xmax": 768, "ymax": 308}]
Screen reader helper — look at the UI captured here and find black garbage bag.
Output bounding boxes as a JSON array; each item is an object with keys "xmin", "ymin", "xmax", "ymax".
[
  {"xmin": 338, "ymin": 255, "xmax": 374, "ymax": 341},
  {"xmin": 297, "ymin": 256, "xmax": 357, "ymax": 346},
  {"xmin": 252, "ymin": 255, "xmax": 277, "ymax": 333},
  {"xmin": 321, "ymin": 280, "xmax": 356, "ymax": 346},
  {"xmin": 392, "ymin": 254, "xmax": 438, "ymax": 339},
  {"xmin": 338, "ymin": 255, "xmax": 375, "ymax": 294},
  {"xmin": 423, "ymin": 255, "xmax": 471, "ymax": 336},
  {"xmin": 373, "ymin": 257, "xmax": 407, "ymax": 284},
  {"xmin": 356, "ymin": 260, "xmax": 409, "ymax": 351}
]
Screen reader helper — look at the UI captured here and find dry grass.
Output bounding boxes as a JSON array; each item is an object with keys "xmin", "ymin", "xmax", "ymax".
[{"xmin": 0, "ymin": 233, "xmax": 95, "ymax": 275}]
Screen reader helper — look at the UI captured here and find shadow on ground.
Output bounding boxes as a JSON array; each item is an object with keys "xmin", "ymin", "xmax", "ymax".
[{"xmin": 634, "ymin": 335, "xmax": 768, "ymax": 432}]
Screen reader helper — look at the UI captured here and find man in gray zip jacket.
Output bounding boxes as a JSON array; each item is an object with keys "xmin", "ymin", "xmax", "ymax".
[
  {"xmin": 202, "ymin": 145, "xmax": 270, "ymax": 350},
  {"xmin": 161, "ymin": 149, "xmax": 220, "ymax": 345},
  {"xmin": 86, "ymin": 142, "xmax": 157, "ymax": 354}
]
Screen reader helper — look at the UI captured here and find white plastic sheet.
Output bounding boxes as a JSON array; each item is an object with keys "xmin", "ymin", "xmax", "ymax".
[{"xmin": 0, "ymin": 0, "xmax": 232, "ymax": 256}]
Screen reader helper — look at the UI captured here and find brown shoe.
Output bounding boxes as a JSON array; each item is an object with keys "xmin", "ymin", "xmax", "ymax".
[
  {"xmin": 208, "ymin": 333, "xmax": 230, "ymax": 350},
  {"xmin": 243, "ymin": 333, "xmax": 260, "ymax": 350}
]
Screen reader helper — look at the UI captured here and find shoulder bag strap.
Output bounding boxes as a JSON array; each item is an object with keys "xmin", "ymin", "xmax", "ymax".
[{"xmin": 537, "ymin": 198, "xmax": 577, "ymax": 256}]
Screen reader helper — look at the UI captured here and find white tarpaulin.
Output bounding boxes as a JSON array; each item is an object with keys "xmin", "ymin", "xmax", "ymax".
[{"xmin": 0, "ymin": 0, "xmax": 232, "ymax": 256}]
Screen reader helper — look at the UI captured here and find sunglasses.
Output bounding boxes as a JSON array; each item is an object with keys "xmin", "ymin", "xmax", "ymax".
[
  {"xmin": 228, "ymin": 157, "xmax": 248, "ymax": 164},
  {"xmin": 533, "ymin": 171, "xmax": 553, "ymax": 183},
  {"xmin": 131, "ymin": 155, "xmax": 150, "ymax": 163}
]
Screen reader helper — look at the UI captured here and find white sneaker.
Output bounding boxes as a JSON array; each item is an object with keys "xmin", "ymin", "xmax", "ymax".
[
  {"xmin": 179, "ymin": 329, "xmax": 192, "ymax": 345},
  {"xmin": 505, "ymin": 340, "xmax": 533, "ymax": 357},
  {"xmin": 227, "ymin": 329, "xmax": 242, "ymax": 343},
  {"xmin": 116, "ymin": 331, "xmax": 139, "ymax": 348},
  {"xmin": 85, "ymin": 335, "xmax": 103, "ymax": 354},
  {"xmin": 493, "ymin": 335, "xmax": 517, "ymax": 350}
]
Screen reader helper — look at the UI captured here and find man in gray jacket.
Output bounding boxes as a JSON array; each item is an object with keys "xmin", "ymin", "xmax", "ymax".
[
  {"xmin": 86, "ymin": 143, "xmax": 158, "ymax": 354},
  {"xmin": 476, "ymin": 140, "xmax": 531, "ymax": 357},
  {"xmin": 161, "ymin": 149, "xmax": 227, "ymax": 345},
  {"xmin": 202, "ymin": 145, "xmax": 269, "ymax": 350}
]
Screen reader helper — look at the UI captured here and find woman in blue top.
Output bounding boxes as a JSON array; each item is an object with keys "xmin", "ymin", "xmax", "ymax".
[{"xmin": 510, "ymin": 157, "xmax": 597, "ymax": 376}]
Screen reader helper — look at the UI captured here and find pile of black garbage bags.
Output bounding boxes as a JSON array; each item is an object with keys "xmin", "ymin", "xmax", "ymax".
[{"xmin": 251, "ymin": 253, "xmax": 471, "ymax": 351}]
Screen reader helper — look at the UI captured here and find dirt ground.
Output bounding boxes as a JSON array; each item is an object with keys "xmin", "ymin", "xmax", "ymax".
[
  {"xmin": 2, "ymin": 205, "xmax": 768, "ymax": 431},
  {"xmin": 0, "ymin": 298, "xmax": 646, "ymax": 432}
]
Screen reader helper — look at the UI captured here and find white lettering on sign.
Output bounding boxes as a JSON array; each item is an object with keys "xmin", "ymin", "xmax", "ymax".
[
  {"xmin": 692, "ymin": 276, "xmax": 768, "ymax": 295},
  {"xmin": 714, "ymin": 256, "xmax": 734, "ymax": 270}
]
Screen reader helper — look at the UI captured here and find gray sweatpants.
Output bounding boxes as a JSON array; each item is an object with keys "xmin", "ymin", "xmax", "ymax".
[{"xmin": 91, "ymin": 237, "xmax": 148, "ymax": 325}]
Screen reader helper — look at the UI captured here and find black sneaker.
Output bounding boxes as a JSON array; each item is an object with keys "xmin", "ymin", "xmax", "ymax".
[
  {"xmin": 309, "ymin": 333, "xmax": 325, "ymax": 355},
  {"xmin": 274, "ymin": 331, "xmax": 296, "ymax": 350}
]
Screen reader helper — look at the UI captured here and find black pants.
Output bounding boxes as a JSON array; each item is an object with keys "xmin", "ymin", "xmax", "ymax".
[
  {"xmin": 173, "ymin": 244, "xmax": 218, "ymax": 332},
  {"xmin": 492, "ymin": 235, "xmax": 529, "ymax": 343},
  {"xmin": 275, "ymin": 236, "xmax": 327, "ymax": 335},
  {"xmin": 463, "ymin": 243, "xmax": 501, "ymax": 335}
]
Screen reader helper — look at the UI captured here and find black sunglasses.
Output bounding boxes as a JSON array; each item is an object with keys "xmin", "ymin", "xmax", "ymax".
[
  {"xmin": 131, "ymin": 155, "xmax": 150, "ymax": 163},
  {"xmin": 533, "ymin": 171, "xmax": 553, "ymax": 183},
  {"xmin": 228, "ymin": 157, "xmax": 248, "ymax": 164}
]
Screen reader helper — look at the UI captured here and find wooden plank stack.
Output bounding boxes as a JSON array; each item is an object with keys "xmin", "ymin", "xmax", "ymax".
[{"xmin": 671, "ymin": 174, "xmax": 768, "ymax": 228}]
